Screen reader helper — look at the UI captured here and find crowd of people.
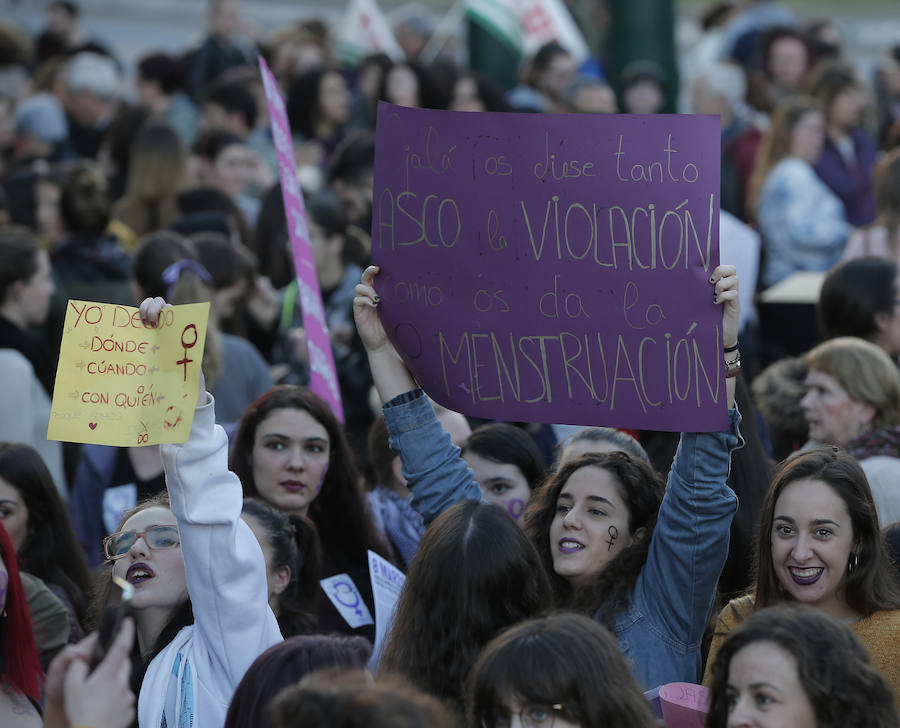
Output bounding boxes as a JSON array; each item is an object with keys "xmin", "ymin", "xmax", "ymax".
[{"xmin": 1, "ymin": 0, "xmax": 900, "ymax": 726}]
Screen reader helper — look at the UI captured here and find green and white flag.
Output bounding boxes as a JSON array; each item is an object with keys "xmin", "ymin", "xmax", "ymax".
[
  {"xmin": 515, "ymin": 0, "xmax": 589, "ymax": 63},
  {"xmin": 465, "ymin": 0, "xmax": 589, "ymax": 90},
  {"xmin": 337, "ymin": 0, "xmax": 404, "ymax": 67}
]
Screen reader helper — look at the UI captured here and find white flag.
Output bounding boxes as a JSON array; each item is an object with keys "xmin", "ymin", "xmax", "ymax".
[
  {"xmin": 514, "ymin": 0, "xmax": 589, "ymax": 63},
  {"xmin": 337, "ymin": 0, "xmax": 405, "ymax": 65}
]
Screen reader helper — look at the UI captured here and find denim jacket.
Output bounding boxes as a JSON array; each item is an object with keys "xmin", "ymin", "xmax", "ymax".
[{"xmin": 383, "ymin": 390, "xmax": 742, "ymax": 689}]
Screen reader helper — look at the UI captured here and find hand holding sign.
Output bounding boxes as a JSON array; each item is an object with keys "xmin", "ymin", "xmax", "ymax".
[
  {"xmin": 49, "ymin": 299, "xmax": 209, "ymax": 446},
  {"xmin": 139, "ymin": 297, "xmax": 208, "ymax": 409},
  {"xmin": 353, "ymin": 264, "xmax": 418, "ymax": 404}
]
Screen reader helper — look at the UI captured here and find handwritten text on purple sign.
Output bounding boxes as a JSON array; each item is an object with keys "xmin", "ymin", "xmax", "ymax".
[{"xmin": 373, "ymin": 104, "xmax": 724, "ymax": 431}]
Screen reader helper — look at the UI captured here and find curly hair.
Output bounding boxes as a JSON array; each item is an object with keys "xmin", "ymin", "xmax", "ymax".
[
  {"xmin": 468, "ymin": 612, "xmax": 658, "ymax": 728},
  {"xmin": 705, "ymin": 605, "xmax": 898, "ymax": 727},
  {"xmin": 379, "ymin": 500, "xmax": 553, "ymax": 714},
  {"xmin": 524, "ymin": 451, "xmax": 664, "ymax": 627},
  {"xmin": 754, "ymin": 447, "xmax": 900, "ymax": 615}
]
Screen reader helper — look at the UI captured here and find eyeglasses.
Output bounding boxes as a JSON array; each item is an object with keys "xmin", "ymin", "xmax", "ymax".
[
  {"xmin": 483, "ymin": 704, "xmax": 570, "ymax": 728},
  {"xmin": 103, "ymin": 525, "xmax": 181, "ymax": 561}
]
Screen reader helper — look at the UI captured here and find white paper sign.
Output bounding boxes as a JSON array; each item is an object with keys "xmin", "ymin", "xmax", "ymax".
[
  {"xmin": 367, "ymin": 549, "xmax": 406, "ymax": 667},
  {"xmin": 320, "ymin": 574, "xmax": 374, "ymax": 628}
]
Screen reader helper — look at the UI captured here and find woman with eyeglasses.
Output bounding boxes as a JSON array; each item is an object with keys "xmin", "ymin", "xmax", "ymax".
[
  {"xmin": 467, "ymin": 612, "xmax": 657, "ymax": 728},
  {"xmin": 354, "ymin": 264, "xmax": 742, "ymax": 689},
  {"xmin": 96, "ymin": 296, "xmax": 282, "ymax": 728}
]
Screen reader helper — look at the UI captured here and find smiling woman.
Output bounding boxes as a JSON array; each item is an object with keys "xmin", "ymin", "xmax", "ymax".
[
  {"xmin": 354, "ymin": 263, "xmax": 744, "ymax": 690},
  {"xmin": 703, "ymin": 448, "xmax": 900, "ymax": 701}
]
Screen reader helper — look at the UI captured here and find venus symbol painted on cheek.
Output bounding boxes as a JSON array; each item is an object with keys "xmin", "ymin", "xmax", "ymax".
[
  {"xmin": 606, "ymin": 525, "xmax": 618, "ymax": 551},
  {"xmin": 507, "ymin": 498, "xmax": 526, "ymax": 521}
]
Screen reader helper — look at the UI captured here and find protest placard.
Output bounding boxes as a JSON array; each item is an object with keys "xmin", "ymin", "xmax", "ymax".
[
  {"xmin": 258, "ymin": 56, "xmax": 345, "ymax": 422},
  {"xmin": 372, "ymin": 103, "xmax": 725, "ymax": 431},
  {"xmin": 367, "ymin": 549, "xmax": 406, "ymax": 668},
  {"xmin": 48, "ymin": 301, "xmax": 209, "ymax": 446}
]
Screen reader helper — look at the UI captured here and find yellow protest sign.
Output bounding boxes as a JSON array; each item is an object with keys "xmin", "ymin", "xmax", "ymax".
[{"xmin": 48, "ymin": 300, "xmax": 210, "ymax": 446}]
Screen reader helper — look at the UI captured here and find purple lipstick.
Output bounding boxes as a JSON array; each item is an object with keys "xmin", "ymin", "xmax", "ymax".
[
  {"xmin": 558, "ymin": 538, "xmax": 585, "ymax": 554},
  {"xmin": 788, "ymin": 566, "xmax": 823, "ymax": 585},
  {"xmin": 126, "ymin": 562, "xmax": 155, "ymax": 585}
]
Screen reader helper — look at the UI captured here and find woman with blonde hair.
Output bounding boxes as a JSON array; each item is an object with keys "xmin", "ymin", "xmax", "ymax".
[
  {"xmin": 111, "ymin": 121, "xmax": 187, "ymax": 240},
  {"xmin": 801, "ymin": 336, "xmax": 900, "ymax": 526},
  {"xmin": 748, "ymin": 96, "xmax": 850, "ymax": 287}
]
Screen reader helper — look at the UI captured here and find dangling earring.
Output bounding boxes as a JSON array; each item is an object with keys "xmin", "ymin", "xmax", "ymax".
[{"xmin": 848, "ymin": 552, "xmax": 859, "ymax": 573}]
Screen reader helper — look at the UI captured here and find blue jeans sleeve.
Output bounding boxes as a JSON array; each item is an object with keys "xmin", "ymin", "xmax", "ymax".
[
  {"xmin": 635, "ymin": 407, "xmax": 743, "ymax": 648},
  {"xmin": 383, "ymin": 390, "xmax": 483, "ymax": 524}
]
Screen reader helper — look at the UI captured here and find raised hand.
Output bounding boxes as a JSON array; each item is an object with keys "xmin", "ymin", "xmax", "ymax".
[
  {"xmin": 352, "ymin": 265, "xmax": 417, "ymax": 403},
  {"xmin": 139, "ymin": 297, "xmax": 207, "ymax": 406},
  {"xmin": 711, "ymin": 265, "xmax": 739, "ymax": 348},
  {"xmin": 353, "ymin": 265, "xmax": 391, "ymax": 355}
]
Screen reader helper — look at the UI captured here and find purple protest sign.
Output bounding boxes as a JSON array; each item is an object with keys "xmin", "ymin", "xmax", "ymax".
[
  {"xmin": 372, "ymin": 103, "xmax": 725, "ymax": 431},
  {"xmin": 258, "ymin": 57, "xmax": 344, "ymax": 422}
]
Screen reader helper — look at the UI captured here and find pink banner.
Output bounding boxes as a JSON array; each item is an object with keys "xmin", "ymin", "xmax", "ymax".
[{"xmin": 258, "ymin": 56, "xmax": 344, "ymax": 421}]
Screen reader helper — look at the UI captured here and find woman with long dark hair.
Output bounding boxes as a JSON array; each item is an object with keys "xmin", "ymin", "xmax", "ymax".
[
  {"xmin": 230, "ymin": 385, "xmax": 392, "ymax": 637},
  {"xmin": 379, "ymin": 500, "xmax": 553, "ymax": 713},
  {"xmin": 354, "ymin": 264, "xmax": 743, "ymax": 689},
  {"xmin": 704, "ymin": 447, "xmax": 900, "ymax": 699},
  {"xmin": 0, "ymin": 443, "xmax": 93, "ymax": 639}
]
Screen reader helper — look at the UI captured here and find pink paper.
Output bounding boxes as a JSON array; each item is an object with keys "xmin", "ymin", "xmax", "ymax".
[
  {"xmin": 659, "ymin": 682, "xmax": 710, "ymax": 728},
  {"xmin": 258, "ymin": 57, "xmax": 344, "ymax": 422}
]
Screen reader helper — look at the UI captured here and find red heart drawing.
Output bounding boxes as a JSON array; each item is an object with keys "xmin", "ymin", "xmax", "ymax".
[{"xmin": 88, "ymin": 422, "xmax": 97, "ymax": 430}]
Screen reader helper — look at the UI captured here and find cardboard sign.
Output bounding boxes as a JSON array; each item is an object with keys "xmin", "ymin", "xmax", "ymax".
[
  {"xmin": 372, "ymin": 104, "xmax": 725, "ymax": 431},
  {"xmin": 258, "ymin": 56, "xmax": 345, "ymax": 422},
  {"xmin": 48, "ymin": 301, "xmax": 209, "ymax": 446}
]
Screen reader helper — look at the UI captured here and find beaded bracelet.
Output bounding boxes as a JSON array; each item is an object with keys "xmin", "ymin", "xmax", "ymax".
[{"xmin": 725, "ymin": 352, "xmax": 742, "ymax": 378}]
